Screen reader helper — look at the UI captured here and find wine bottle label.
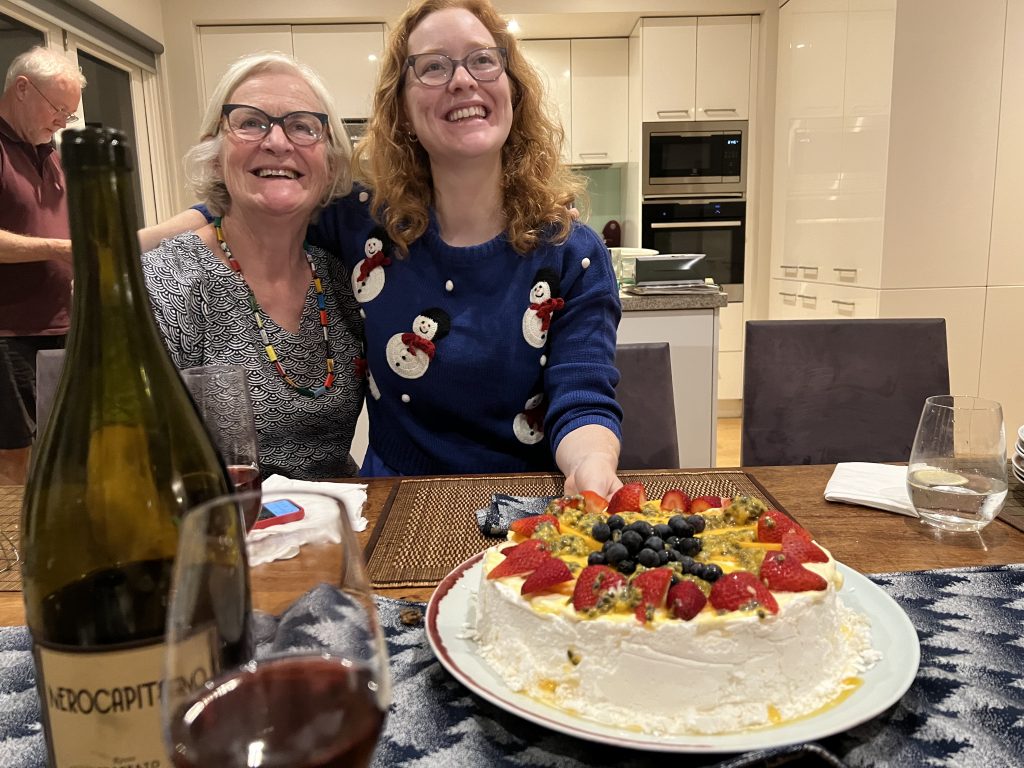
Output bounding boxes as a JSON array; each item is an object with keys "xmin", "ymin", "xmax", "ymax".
[{"xmin": 36, "ymin": 631, "xmax": 215, "ymax": 768}]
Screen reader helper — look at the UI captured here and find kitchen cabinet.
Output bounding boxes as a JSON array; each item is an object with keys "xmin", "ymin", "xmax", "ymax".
[
  {"xmin": 197, "ymin": 24, "xmax": 384, "ymax": 119},
  {"xmin": 640, "ymin": 16, "xmax": 752, "ymax": 122},
  {"xmin": 771, "ymin": 0, "xmax": 1015, "ymax": 426},
  {"xmin": 717, "ymin": 301, "xmax": 744, "ymax": 403},
  {"xmin": 521, "ymin": 37, "xmax": 627, "ymax": 166}
]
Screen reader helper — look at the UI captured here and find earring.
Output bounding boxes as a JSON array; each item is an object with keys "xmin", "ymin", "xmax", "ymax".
[{"xmin": 407, "ymin": 130, "xmax": 418, "ymax": 144}]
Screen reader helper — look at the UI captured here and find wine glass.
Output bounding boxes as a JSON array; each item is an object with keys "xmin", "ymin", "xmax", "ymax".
[
  {"xmin": 907, "ymin": 394, "xmax": 1008, "ymax": 532},
  {"xmin": 163, "ymin": 490, "xmax": 390, "ymax": 768},
  {"xmin": 181, "ymin": 364, "xmax": 262, "ymax": 530}
]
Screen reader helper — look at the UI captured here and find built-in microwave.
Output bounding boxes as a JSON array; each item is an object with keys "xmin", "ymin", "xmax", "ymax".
[{"xmin": 642, "ymin": 120, "xmax": 747, "ymax": 198}]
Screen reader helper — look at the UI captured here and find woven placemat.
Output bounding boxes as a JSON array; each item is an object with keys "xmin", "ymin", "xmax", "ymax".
[
  {"xmin": 0, "ymin": 487, "xmax": 22, "ymax": 591},
  {"xmin": 365, "ymin": 470, "xmax": 782, "ymax": 589}
]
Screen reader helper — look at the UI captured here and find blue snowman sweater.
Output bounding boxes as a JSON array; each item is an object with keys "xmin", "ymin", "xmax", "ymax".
[
  {"xmin": 195, "ymin": 189, "xmax": 623, "ymax": 476},
  {"xmin": 310, "ymin": 188, "xmax": 623, "ymax": 476}
]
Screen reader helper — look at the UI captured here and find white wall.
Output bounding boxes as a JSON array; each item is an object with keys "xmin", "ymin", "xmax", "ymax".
[{"xmin": 90, "ymin": 0, "xmax": 165, "ymax": 44}]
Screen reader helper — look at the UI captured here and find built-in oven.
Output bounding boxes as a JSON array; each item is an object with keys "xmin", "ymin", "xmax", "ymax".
[
  {"xmin": 643, "ymin": 120, "xmax": 746, "ymax": 198},
  {"xmin": 641, "ymin": 198, "xmax": 746, "ymax": 301}
]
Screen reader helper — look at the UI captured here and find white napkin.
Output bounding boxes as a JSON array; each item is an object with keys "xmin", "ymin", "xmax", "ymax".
[
  {"xmin": 246, "ymin": 474, "xmax": 368, "ymax": 566},
  {"xmin": 823, "ymin": 462, "xmax": 917, "ymax": 517}
]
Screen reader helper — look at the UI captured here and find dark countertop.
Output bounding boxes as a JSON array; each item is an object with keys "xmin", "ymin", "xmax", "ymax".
[{"xmin": 620, "ymin": 290, "xmax": 729, "ymax": 312}]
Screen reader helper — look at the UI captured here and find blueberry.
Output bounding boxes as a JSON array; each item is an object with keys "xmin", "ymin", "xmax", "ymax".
[
  {"xmin": 628, "ymin": 521, "xmax": 654, "ymax": 540},
  {"xmin": 644, "ymin": 536, "xmax": 665, "ymax": 552},
  {"xmin": 678, "ymin": 537, "xmax": 702, "ymax": 556},
  {"xmin": 677, "ymin": 555, "xmax": 696, "ymax": 572},
  {"xmin": 617, "ymin": 559, "xmax": 636, "ymax": 575},
  {"xmin": 588, "ymin": 551, "xmax": 607, "ymax": 566},
  {"xmin": 658, "ymin": 549, "xmax": 670, "ymax": 565},
  {"xmin": 702, "ymin": 563, "xmax": 723, "ymax": 582},
  {"xmin": 691, "ymin": 564, "xmax": 708, "ymax": 580},
  {"xmin": 607, "ymin": 514, "xmax": 626, "ymax": 531},
  {"xmin": 591, "ymin": 522, "xmax": 612, "ymax": 543},
  {"xmin": 665, "ymin": 535, "xmax": 682, "ymax": 549},
  {"xmin": 688, "ymin": 515, "xmax": 706, "ymax": 534},
  {"xmin": 637, "ymin": 548, "xmax": 660, "ymax": 567},
  {"xmin": 668, "ymin": 516, "xmax": 693, "ymax": 537},
  {"xmin": 605, "ymin": 542, "xmax": 629, "ymax": 565},
  {"xmin": 666, "ymin": 549, "xmax": 683, "ymax": 563},
  {"xmin": 653, "ymin": 523, "xmax": 673, "ymax": 539},
  {"xmin": 620, "ymin": 529, "xmax": 644, "ymax": 554}
]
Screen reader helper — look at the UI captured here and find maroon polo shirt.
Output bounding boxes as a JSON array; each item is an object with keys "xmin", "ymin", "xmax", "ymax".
[{"xmin": 0, "ymin": 115, "xmax": 72, "ymax": 336}]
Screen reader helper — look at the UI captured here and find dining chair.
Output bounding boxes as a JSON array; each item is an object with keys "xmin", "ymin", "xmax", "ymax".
[
  {"xmin": 742, "ymin": 318, "xmax": 950, "ymax": 466},
  {"xmin": 35, "ymin": 349, "xmax": 66, "ymax": 437},
  {"xmin": 614, "ymin": 342, "xmax": 679, "ymax": 470}
]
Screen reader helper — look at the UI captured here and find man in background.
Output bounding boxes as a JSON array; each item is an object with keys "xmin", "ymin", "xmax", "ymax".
[{"xmin": 0, "ymin": 46, "xmax": 84, "ymax": 481}]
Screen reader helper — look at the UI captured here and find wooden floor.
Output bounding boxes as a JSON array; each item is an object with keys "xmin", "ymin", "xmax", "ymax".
[{"xmin": 0, "ymin": 419, "xmax": 745, "ymax": 484}]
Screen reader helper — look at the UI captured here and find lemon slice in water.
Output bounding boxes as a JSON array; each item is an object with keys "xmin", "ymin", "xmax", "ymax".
[{"xmin": 913, "ymin": 468, "xmax": 969, "ymax": 486}]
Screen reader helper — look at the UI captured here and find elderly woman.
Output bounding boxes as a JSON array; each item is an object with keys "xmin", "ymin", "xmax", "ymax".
[{"xmin": 141, "ymin": 52, "xmax": 363, "ymax": 480}]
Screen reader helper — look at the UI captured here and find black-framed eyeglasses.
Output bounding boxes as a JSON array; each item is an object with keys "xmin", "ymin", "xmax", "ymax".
[
  {"xmin": 220, "ymin": 104, "xmax": 329, "ymax": 146},
  {"xmin": 404, "ymin": 46, "xmax": 508, "ymax": 87},
  {"xmin": 26, "ymin": 78, "xmax": 78, "ymax": 124}
]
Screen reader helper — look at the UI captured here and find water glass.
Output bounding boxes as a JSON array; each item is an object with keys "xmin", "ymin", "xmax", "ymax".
[
  {"xmin": 181, "ymin": 364, "xmax": 262, "ymax": 530},
  {"xmin": 907, "ymin": 395, "xmax": 1008, "ymax": 532},
  {"xmin": 163, "ymin": 490, "xmax": 390, "ymax": 767}
]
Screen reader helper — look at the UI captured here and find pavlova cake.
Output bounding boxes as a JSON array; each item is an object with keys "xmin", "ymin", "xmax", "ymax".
[{"xmin": 474, "ymin": 483, "xmax": 880, "ymax": 735}]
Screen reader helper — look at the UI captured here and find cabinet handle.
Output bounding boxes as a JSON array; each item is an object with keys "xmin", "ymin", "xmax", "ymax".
[
  {"xmin": 833, "ymin": 267, "xmax": 858, "ymax": 274},
  {"xmin": 779, "ymin": 264, "xmax": 798, "ymax": 270},
  {"xmin": 796, "ymin": 294, "xmax": 816, "ymax": 300},
  {"xmin": 798, "ymin": 265, "xmax": 818, "ymax": 271},
  {"xmin": 657, "ymin": 109, "xmax": 691, "ymax": 118},
  {"xmin": 778, "ymin": 291, "xmax": 797, "ymax": 298},
  {"xmin": 702, "ymin": 107, "xmax": 739, "ymax": 114},
  {"xmin": 578, "ymin": 152, "xmax": 609, "ymax": 159},
  {"xmin": 651, "ymin": 221, "xmax": 743, "ymax": 229},
  {"xmin": 831, "ymin": 300, "xmax": 856, "ymax": 307}
]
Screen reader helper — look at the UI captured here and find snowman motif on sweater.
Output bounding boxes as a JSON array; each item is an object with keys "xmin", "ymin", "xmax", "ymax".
[
  {"xmin": 385, "ymin": 308, "xmax": 451, "ymax": 380},
  {"xmin": 512, "ymin": 393, "xmax": 547, "ymax": 445},
  {"xmin": 350, "ymin": 227, "xmax": 392, "ymax": 303},
  {"xmin": 522, "ymin": 267, "xmax": 564, "ymax": 349}
]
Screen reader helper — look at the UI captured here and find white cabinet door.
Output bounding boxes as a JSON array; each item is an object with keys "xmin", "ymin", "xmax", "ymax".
[
  {"xmin": 641, "ymin": 18, "xmax": 696, "ymax": 122},
  {"xmin": 292, "ymin": 24, "xmax": 384, "ymax": 119},
  {"xmin": 695, "ymin": 16, "xmax": 751, "ymax": 120},
  {"xmin": 197, "ymin": 26, "xmax": 293, "ymax": 104},
  {"xmin": 520, "ymin": 39, "xmax": 572, "ymax": 162},
  {"xmin": 571, "ymin": 38, "xmax": 627, "ymax": 165}
]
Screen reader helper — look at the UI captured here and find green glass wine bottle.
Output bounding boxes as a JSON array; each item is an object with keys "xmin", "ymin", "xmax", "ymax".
[{"xmin": 20, "ymin": 127, "xmax": 249, "ymax": 765}]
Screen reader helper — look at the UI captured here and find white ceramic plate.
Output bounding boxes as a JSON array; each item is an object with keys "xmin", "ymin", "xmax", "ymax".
[
  {"xmin": 426, "ymin": 553, "xmax": 921, "ymax": 753},
  {"xmin": 1015, "ymin": 440, "xmax": 1023, "ymax": 460},
  {"xmin": 1011, "ymin": 453, "xmax": 1024, "ymax": 482}
]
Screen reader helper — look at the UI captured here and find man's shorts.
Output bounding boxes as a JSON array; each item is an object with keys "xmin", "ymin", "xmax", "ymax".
[{"xmin": 0, "ymin": 336, "xmax": 65, "ymax": 450}]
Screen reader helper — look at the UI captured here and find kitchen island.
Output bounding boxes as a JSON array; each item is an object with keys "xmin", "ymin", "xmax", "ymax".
[{"xmin": 618, "ymin": 290, "xmax": 728, "ymax": 467}]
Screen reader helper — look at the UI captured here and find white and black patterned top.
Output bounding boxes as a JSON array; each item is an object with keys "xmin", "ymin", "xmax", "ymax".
[{"xmin": 141, "ymin": 232, "xmax": 364, "ymax": 480}]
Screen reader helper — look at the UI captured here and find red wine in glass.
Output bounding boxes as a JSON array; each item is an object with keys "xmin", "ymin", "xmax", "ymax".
[
  {"xmin": 169, "ymin": 656, "xmax": 385, "ymax": 768},
  {"xmin": 226, "ymin": 464, "xmax": 262, "ymax": 531}
]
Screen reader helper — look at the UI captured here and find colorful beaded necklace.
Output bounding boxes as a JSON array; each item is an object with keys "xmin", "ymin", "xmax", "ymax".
[{"xmin": 214, "ymin": 217, "xmax": 335, "ymax": 398}]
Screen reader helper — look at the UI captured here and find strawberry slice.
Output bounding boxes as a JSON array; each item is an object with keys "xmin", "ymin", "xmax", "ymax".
[
  {"xmin": 487, "ymin": 541, "xmax": 550, "ymax": 580},
  {"xmin": 581, "ymin": 490, "xmax": 608, "ymax": 515},
  {"xmin": 660, "ymin": 489, "xmax": 690, "ymax": 513},
  {"xmin": 571, "ymin": 565, "xmax": 627, "ymax": 612},
  {"xmin": 509, "ymin": 514, "xmax": 560, "ymax": 538},
  {"xmin": 631, "ymin": 567, "xmax": 674, "ymax": 622},
  {"xmin": 755, "ymin": 509, "xmax": 810, "ymax": 544},
  {"xmin": 688, "ymin": 495, "xmax": 725, "ymax": 516},
  {"xmin": 760, "ymin": 551, "xmax": 827, "ymax": 592},
  {"xmin": 667, "ymin": 580, "xmax": 707, "ymax": 620},
  {"xmin": 607, "ymin": 482, "xmax": 647, "ymax": 514},
  {"xmin": 520, "ymin": 556, "xmax": 573, "ymax": 595},
  {"xmin": 709, "ymin": 571, "xmax": 779, "ymax": 614},
  {"xmin": 781, "ymin": 530, "xmax": 828, "ymax": 563}
]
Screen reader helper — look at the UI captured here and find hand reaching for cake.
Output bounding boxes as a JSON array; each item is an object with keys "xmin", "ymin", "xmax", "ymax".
[{"xmin": 556, "ymin": 425, "xmax": 623, "ymax": 499}]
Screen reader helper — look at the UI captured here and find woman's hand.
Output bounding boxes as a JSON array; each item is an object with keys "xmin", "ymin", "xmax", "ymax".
[{"xmin": 556, "ymin": 425, "xmax": 623, "ymax": 499}]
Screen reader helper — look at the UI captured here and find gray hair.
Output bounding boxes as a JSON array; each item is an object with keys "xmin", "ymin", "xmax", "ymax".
[
  {"xmin": 183, "ymin": 51, "xmax": 352, "ymax": 217},
  {"xmin": 4, "ymin": 46, "xmax": 87, "ymax": 91}
]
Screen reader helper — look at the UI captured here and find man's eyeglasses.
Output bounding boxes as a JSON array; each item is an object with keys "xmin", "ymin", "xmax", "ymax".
[
  {"xmin": 220, "ymin": 104, "xmax": 329, "ymax": 146},
  {"xmin": 404, "ymin": 47, "xmax": 508, "ymax": 87},
  {"xmin": 26, "ymin": 78, "xmax": 78, "ymax": 124}
]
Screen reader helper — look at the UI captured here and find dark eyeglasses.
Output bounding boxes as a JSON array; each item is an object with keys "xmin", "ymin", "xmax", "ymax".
[
  {"xmin": 26, "ymin": 78, "xmax": 78, "ymax": 124},
  {"xmin": 404, "ymin": 46, "xmax": 508, "ymax": 87},
  {"xmin": 220, "ymin": 104, "xmax": 328, "ymax": 146}
]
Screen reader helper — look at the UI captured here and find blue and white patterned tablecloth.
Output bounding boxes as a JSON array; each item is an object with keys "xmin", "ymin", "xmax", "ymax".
[{"xmin": 2, "ymin": 564, "xmax": 1023, "ymax": 768}]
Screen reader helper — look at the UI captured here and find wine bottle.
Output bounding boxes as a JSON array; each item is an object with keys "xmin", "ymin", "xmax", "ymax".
[{"xmin": 20, "ymin": 127, "xmax": 249, "ymax": 766}]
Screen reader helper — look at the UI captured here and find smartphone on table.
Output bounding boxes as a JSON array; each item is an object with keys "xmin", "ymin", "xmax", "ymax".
[{"xmin": 253, "ymin": 498, "xmax": 305, "ymax": 529}]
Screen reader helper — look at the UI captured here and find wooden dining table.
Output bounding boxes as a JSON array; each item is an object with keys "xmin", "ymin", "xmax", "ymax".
[{"xmin": 1, "ymin": 463, "xmax": 1021, "ymax": 626}]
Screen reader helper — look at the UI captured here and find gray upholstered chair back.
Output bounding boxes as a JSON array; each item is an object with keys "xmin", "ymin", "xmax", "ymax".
[
  {"xmin": 742, "ymin": 318, "xmax": 950, "ymax": 466},
  {"xmin": 614, "ymin": 342, "xmax": 679, "ymax": 470},
  {"xmin": 35, "ymin": 349, "xmax": 66, "ymax": 437}
]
